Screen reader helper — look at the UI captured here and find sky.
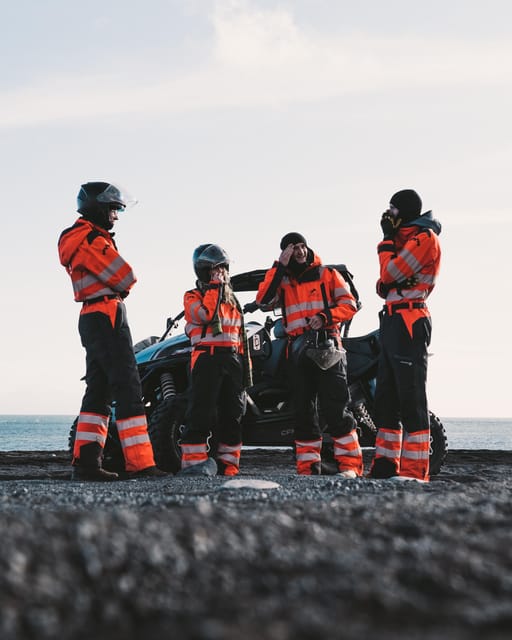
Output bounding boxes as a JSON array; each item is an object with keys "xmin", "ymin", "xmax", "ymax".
[{"xmin": 1, "ymin": 0, "xmax": 511, "ymax": 418}]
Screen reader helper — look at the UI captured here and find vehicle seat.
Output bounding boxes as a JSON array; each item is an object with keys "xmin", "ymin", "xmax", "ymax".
[{"xmin": 273, "ymin": 318, "xmax": 286, "ymax": 339}]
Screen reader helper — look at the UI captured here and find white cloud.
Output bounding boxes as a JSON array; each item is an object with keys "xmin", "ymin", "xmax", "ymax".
[{"xmin": 1, "ymin": 0, "xmax": 511, "ymax": 128}]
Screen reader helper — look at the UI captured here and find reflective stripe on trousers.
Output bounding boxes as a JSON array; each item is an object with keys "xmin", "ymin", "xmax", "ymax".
[
  {"xmin": 181, "ymin": 442, "xmax": 208, "ymax": 469},
  {"xmin": 116, "ymin": 414, "xmax": 156, "ymax": 472},
  {"xmin": 295, "ymin": 439, "xmax": 322, "ymax": 475},
  {"xmin": 333, "ymin": 429, "xmax": 363, "ymax": 476},
  {"xmin": 373, "ymin": 428, "xmax": 402, "ymax": 462},
  {"xmin": 73, "ymin": 412, "xmax": 109, "ymax": 461},
  {"xmin": 217, "ymin": 442, "xmax": 242, "ymax": 476},
  {"xmin": 400, "ymin": 429, "xmax": 430, "ymax": 481}
]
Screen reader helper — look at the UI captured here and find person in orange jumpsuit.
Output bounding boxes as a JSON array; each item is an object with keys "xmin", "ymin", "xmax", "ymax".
[
  {"xmin": 179, "ymin": 244, "xmax": 250, "ymax": 477},
  {"xmin": 256, "ymin": 233, "xmax": 361, "ymax": 477},
  {"xmin": 58, "ymin": 181, "xmax": 166, "ymax": 481},
  {"xmin": 368, "ymin": 189, "xmax": 442, "ymax": 482}
]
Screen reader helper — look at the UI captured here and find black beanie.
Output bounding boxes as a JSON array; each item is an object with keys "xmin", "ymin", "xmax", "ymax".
[
  {"xmin": 390, "ymin": 189, "xmax": 422, "ymax": 222},
  {"xmin": 280, "ymin": 232, "xmax": 307, "ymax": 250}
]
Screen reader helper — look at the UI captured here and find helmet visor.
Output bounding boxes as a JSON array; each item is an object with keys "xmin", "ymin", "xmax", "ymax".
[
  {"xmin": 196, "ymin": 244, "xmax": 230, "ymax": 269},
  {"xmin": 96, "ymin": 184, "xmax": 137, "ymax": 209}
]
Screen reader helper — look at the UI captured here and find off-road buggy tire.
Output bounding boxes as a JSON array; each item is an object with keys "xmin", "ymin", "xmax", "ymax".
[
  {"xmin": 428, "ymin": 411, "xmax": 448, "ymax": 475},
  {"xmin": 147, "ymin": 394, "xmax": 187, "ymax": 473},
  {"xmin": 352, "ymin": 402, "xmax": 378, "ymax": 447},
  {"xmin": 68, "ymin": 416, "xmax": 125, "ymax": 472}
]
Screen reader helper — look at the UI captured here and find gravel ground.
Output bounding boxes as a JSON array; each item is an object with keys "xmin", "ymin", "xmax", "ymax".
[{"xmin": 0, "ymin": 448, "xmax": 511, "ymax": 640}]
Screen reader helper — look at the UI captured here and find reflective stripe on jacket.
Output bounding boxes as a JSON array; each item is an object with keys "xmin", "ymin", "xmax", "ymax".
[
  {"xmin": 377, "ymin": 226, "xmax": 441, "ymax": 304},
  {"xmin": 256, "ymin": 252, "xmax": 358, "ymax": 337},
  {"xmin": 184, "ymin": 285, "xmax": 243, "ymax": 350},
  {"xmin": 58, "ymin": 218, "xmax": 136, "ymax": 304},
  {"xmin": 376, "ymin": 225, "xmax": 441, "ymax": 336}
]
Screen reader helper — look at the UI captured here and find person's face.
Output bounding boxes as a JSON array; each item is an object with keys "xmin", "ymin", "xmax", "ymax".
[
  {"xmin": 387, "ymin": 204, "xmax": 400, "ymax": 219},
  {"xmin": 108, "ymin": 207, "xmax": 123, "ymax": 227},
  {"xmin": 292, "ymin": 242, "xmax": 308, "ymax": 264}
]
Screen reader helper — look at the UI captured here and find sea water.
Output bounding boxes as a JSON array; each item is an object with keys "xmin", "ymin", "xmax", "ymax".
[
  {"xmin": 0, "ymin": 415, "xmax": 511, "ymax": 452},
  {"xmin": 0, "ymin": 415, "xmax": 74, "ymax": 451}
]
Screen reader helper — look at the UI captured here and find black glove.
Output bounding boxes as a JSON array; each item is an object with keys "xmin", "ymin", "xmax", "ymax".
[
  {"xmin": 402, "ymin": 275, "xmax": 419, "ymax": 288},
  {"xmin": 380, "ymin": 211, "xmax": 401, "ymax": 240},
  {"xmin": 243, "ymin": 301, "xmax": 260, "ymax": 314},
  {"xmin": 376, "ymin": 275, "xmax": 419, "ymax": 298}
]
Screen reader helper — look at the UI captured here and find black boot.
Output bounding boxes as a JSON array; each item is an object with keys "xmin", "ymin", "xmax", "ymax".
[
  {"xmin": 71, "ymin": 442, "xmax": 119, "ymax": 481},
  {"xmin": 367, "ymin": 457, "xmax": 397, "ymax": 479},
  {"xmin": 123, "ymin": 466, "xmax": 170, "ymax": 479},
  {"xmin": 310, "ymin": 462, "xmax": 322, "ymax": 475},
  {"xmin": 176, "ymin": 458, "xmax": 218, "ymax": 477}
]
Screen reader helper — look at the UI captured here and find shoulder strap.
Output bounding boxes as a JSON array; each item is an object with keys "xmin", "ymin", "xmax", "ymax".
[{"xmin": 320, "ymin": 282, "xmax": 333, "ymax": 324}]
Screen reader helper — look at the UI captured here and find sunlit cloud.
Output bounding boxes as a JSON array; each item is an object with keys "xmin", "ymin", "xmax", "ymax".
[{"xmin": 1, "ymin": 0, "xmax": 512, "ymax": 128}]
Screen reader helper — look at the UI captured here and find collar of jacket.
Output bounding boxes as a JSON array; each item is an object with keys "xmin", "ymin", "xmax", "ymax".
[
  {"xmin": 400, "ymin": 210, "xmax": 442, "ymax": 235},
  {"xmin": 79, "ymin": 217, "xmax": 113, "ymax": 238}
]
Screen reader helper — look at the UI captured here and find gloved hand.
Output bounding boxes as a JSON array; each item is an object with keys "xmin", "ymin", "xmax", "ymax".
[
  {"xmin": 402, "ymin": 275, "xmax": 419, "ymax": 288},
  {"xmin": 380, "ymin": 211, "xmax": 401, "ymax": 240},
  {"xmin": 376, "ymin": 275, "xmax": 419, "ymax": 298}
]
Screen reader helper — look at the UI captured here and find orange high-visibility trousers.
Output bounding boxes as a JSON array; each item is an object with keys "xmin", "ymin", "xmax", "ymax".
[
  {"xmin": 295, "ymin": 438, "xmax": 322, "ymax": 475},
  {"xmin": 333, "ymin": 429, "xmax": 363, "ymax": 476}
]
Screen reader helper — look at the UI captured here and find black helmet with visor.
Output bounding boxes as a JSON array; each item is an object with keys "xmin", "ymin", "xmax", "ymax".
[
  {"xmin": 77, "ymin": 181, "xmax": 136, "ymax": 230},
  {"xmin": 193, "ymin": 244, "xmax": 230, "ymax": 283}
]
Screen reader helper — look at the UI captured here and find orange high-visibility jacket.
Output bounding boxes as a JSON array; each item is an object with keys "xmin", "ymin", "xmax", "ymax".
[
  {"xmin": 256, "ymin": 252, "xmax": 358, "ymax": 337},
  {"xmin": 184, "ymin": 284, "xmax": 244, "ymax": 351},
  {"xmin": 58, "ymin": 218, "xmax": 137, "ymax": 326},
  {"xmin": 58, "ymin": 218, "xmax": 136, "ymax": 302},
  {"xmin": 377, "ymin": 221, "xmax": 441, "ymax": 304},
  {"xmin": 376, "ymin": 215, "xmax": 441, "ymax": 336}
]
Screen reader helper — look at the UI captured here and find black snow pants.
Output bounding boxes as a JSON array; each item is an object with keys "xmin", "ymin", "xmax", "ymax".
[
  {"xmin": 183, "ymin": 350, "xmax": 245, "ymax": 445},
  {"xmin": 78, "ymin": 302, "xmax": 144, "ymax": 421},
  {"xmin": 374, "ymin": 311, "xmax": 432, "ymax": 433},
  {"xmin": 290, "ymin": 351, "xmax": 356, "ymax": 441}
]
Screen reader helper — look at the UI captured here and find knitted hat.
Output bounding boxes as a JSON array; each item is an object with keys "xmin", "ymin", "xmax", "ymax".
[
  {"xmin": 280, "ymin": 232, "xmax": 307, "ymax": 250},
  {"xmin": 390, "ymin": 189, "xmax": 422, "ymax": 222}
]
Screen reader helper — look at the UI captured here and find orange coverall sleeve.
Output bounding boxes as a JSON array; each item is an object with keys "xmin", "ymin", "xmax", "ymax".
[
  {"xmin": 378, "ymin": 231, "xmax": 438, "ymax": 285},
  {"xmin": 184, "ymin": 285, "xmax": 222, "ymax": 325},
  {"xmin": 74, "ymin": 234, "xmax": 136, "ymax": 294}
]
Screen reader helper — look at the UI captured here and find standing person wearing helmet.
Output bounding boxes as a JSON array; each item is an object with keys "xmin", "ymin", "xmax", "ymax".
[
  {"xmin": 58, "ymin": 181, "xmax": 166, "ymax": 481},
  {"xmin": 256, "ymin": 233, "xmax": 361, "ymax": 477},
  {"xmin": 368, "ymin": 189, "xmax": 442, "ymax": 482},
  {"xmin": 179, "ymin": 244, "xmax": 251, "ymax": 476}
]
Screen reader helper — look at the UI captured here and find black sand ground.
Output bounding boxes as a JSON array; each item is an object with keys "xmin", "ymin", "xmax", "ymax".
[{"xmin": 0, "ymin": 448, "xmax": 511, "ymax": 640}]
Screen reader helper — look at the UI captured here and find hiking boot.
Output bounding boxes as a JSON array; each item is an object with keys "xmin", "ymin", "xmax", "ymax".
[
  {"xmin": 176, "ymin": 458, "xmax": 218, "ymax": 477},
  {"xmin": 71, "ymin": 466, "xmax": 119, "ymax": 482},
  {"xmin": 217, "ymin": 461, "xmax": 240, "ymax": 476},
  {"xmin": 389, "ymin": 475, "xmax": 428, "ymax": 484},
  {"xmin": 297, "ymin": 462, "xmax": 322, "ymax": 476},
  {"xmin": 71, "ymin": 442, "xmax": 119, "ymax": 481},
  {"xmin": 320, "ymin": 460, "xmax": 338, "ymax": 476},
  {"xmin": 367, "ymin": 457, "xmax": 398, "ymax": 479},
  {"xmin": 337, "ymin": 469, "xmax": 358, "ymax": 479},
  {"xmin": 124, "ymin": 466, "xmax": 170, "ymax": 479}
]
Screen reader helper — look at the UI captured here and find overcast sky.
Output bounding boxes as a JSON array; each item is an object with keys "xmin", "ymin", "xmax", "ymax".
[{"xmin": 1, "ymin": 0, "xmax": 511, "ymax": 419}]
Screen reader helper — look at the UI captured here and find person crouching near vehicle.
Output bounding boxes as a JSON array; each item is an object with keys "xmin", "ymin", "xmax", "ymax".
[
  {"xmin": 368, "ymin": 189, "xmax": 442, "ymax": 482},
  {"xmin": 256, "ymin": 233, "xmax": 362, "ymax": 477},
  {"xmin": 178, "ymin": 244, "xmax": 252, "ymax": 477},
  {"xmin": 58, "ymin": 181, "xmax": 167, "ymax": 481}
]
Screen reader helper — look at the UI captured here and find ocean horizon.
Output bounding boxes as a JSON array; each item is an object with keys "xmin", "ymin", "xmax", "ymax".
[{"xmin": 0, "ymin": 414, "xmax": 511, "ymax": 452}]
